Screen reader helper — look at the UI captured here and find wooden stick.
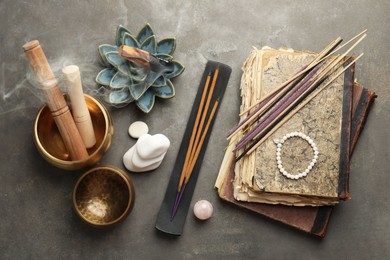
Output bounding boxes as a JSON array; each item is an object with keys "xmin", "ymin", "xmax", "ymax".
[
  {"xmin": 23, "ymin": 40, "xmax": 88, "ymax": 161},
  {"xmin": 323, "ymin": 29, "xmax": 367, "ymax": 61},
  {"xmin": 119, "ymin": 45, "xmax": 152, "ymax": 69},
  {"xmin": 245, "ymin": 54, "xmax": 363, "ymax": 156}
]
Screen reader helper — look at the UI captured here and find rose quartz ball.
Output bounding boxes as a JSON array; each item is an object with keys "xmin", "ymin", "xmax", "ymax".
[{"xmin": 193, "ymin": 200, "xmax": 213, "ymax": 220}]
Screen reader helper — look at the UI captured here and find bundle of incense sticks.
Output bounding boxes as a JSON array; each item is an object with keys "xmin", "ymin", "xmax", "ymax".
[
  {"xmin": 170, "ymin": 67, "xmax": 220, "ymax": 220},
  {"xmin": 228, "ymin": 30, "xmax": 366, "ymax": 161},
  {"xmin": 156, "ymin": 61, "xmax": 231, "ymax": 235}
]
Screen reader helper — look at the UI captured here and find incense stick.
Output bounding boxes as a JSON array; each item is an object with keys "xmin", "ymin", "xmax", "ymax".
[
  {"xmin": 177, "ymin": 73, "xmax": 211, "ymax": 191},
  {"xmin": 245, "ymin": 54, "xmax": 363, "ymax": 156},
  {"xmin": 233, "ymin": 59, "xmax": 330, "ymax": 150},
  {"xmin": 237, "ymin": 37, "xmax": 343, "ymax": 117},
  {"xmin": 171, "ymin": 67, "xmax": 221, "ymax": 220},
  {"xmin": 236, "ymin": 29, "xmax": 366, "ymax": 119},
  {"xmin": 235, "ymin": 58, "xmax": 344, "ymax": 157},
  {"xmin": 228, "ymin": 38, "xmax": 343, "ymax": 140},
  {"xmin": 171, "ymin": 100, "xmax": 220, "ymax": 220},
  {"xmin": 233, "ymin": 33, "xmax": 366, "ymax": 153},
  {"xmin": 185, "ymin": 100, "xmax": 219, "ymax": 184},
  {"xmin": 185, "ymin": 68, "xmax": 219, "ymax": 177},
  {"xmin": 177, "ymin": 67, "xmax": 219, "ymax": 192},
  {"xmin": 237, "ymin": 56, "xmax": 341, "ymax": 151}
]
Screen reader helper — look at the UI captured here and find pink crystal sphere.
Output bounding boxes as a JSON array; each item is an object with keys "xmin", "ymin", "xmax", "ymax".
[{"xmin": 193, "ymin": 200, "xmax": 213, "ymax": 220}]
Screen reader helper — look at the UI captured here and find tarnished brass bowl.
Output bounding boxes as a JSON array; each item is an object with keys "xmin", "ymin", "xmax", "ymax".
[
  {"xmin": 34, "ymin": 94, "xmax": 113, "ymax": 170},
  {"xmin": 73, "ymin": 165, "xmax": 135, "ymax": 227}
]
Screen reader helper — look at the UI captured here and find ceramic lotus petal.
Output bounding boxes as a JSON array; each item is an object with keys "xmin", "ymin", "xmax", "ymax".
[
  {"xmin": 110, "ymin": 72, "xmax": 132, "ymax": 89},
  {"xmin": 156, "ymin": 38, "xmax": 176, "ymax": 55},
  {"xmin": 96, "ymin": 68, "xmax": 116, "ymax": 86},
  {"xmin": 140, "ymin": 35, "xmax": 157, "ymax": 54},
  {"xmin": 122, "ymin": 33, "xmax": 139, "ymax": 48},
  {"xmin": 152, "ymin": 79, "xmax": 175, "ymax": 99},
  {"xmin": 116, "ymin": 25, "xmax": 131, "ymax": 46},
  {"xmin": 109, "ymin": 88, "xmax": 134, "ymax": 106},
  {"xmin": 137, "ymin": 24, "xmax": 154, "ymax": 44},
  {"xmin": 98, "ymin": 44, "xmax": 118, "ymax": 66},
  {"xmin": 96, "ymin": 24, "xmax": 184, "ymax": 113},
  {"xmin": 163, "ymin": 61, "xmax": 185, "ymax": 79}
]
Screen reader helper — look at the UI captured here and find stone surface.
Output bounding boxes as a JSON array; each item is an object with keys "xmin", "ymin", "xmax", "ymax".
[
  {"xmin": 128, "ymin": 121, "xmax": 149, "ymax": 139},
  {"xmin": 0, "ymin": 0, "xmax": 389, "ymax": 259}
]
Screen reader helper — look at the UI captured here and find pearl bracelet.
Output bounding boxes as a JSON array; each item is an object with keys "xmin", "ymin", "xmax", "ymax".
[{"xmin": 273, "ymin": 131, "xmax": 319, "ymax": 180}]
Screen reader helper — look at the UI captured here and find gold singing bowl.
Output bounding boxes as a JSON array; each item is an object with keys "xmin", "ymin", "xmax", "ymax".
[
  {"xmin": 34, "ymin": 94, "xmax": 113, "ymax": 170},
  {"xmin": 73, "ymin": 166, "xmax": 135, "ymax": 227}
]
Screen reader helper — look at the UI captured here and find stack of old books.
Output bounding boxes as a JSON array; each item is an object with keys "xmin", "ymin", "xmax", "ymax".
[{"xmin": 215, "ymin": 33, "xmax": 376, "ymax": 237}]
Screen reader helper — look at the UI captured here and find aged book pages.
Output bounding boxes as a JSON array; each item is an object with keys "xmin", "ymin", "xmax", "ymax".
[
  {"xmin": 214, "ymin": 50, "xmax": 376, "ymax": 235},
  {"xmin": 231, "ymin": 47, "xmax": 351, "ymax": 206}
]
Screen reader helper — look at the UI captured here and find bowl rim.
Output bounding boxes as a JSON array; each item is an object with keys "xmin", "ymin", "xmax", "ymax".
[
  {"xmin": 34, "ymin": 94, "xmax": 112, "ymax": 166},
  {"xmin": 72, "ymin": 165, "xmax": 135, "ymax": 226}
]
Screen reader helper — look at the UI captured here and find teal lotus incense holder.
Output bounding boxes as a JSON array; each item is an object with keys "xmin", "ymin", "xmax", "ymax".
[{"xmin": 96, "ymin": 24, "xmax": 185, "ymax": 113}]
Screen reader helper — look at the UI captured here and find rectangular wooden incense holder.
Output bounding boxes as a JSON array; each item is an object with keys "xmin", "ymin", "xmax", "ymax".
[{"xmin": 155, "ymin": 61, "xmax": 231, "ymax": 235}]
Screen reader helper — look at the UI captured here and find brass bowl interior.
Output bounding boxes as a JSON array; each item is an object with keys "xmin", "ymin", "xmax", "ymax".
[
  {"xmin": 34, "ymin": 95, "xmax": 113, "ymax": 170},
  {"xmin": 36, "ymin": 95, "xmax": 107, "ymax": 160},
  {"xmin": 73, "ymin": 166, "xmax": 135, "ymax": 226}
]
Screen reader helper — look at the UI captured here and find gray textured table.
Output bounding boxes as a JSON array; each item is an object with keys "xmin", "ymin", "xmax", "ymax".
[{"xmin": 1, "ymin": 1, "xmax": 389, "ymax": 259}]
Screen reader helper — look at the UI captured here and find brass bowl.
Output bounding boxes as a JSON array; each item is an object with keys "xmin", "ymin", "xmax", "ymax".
[
  {"xmin": 34, "ymin": 94, "xmax": 113, "ymax": 170},
  {"xmin": 73, "ymin": 165, "xmax": 135, "ymax": 227}
]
